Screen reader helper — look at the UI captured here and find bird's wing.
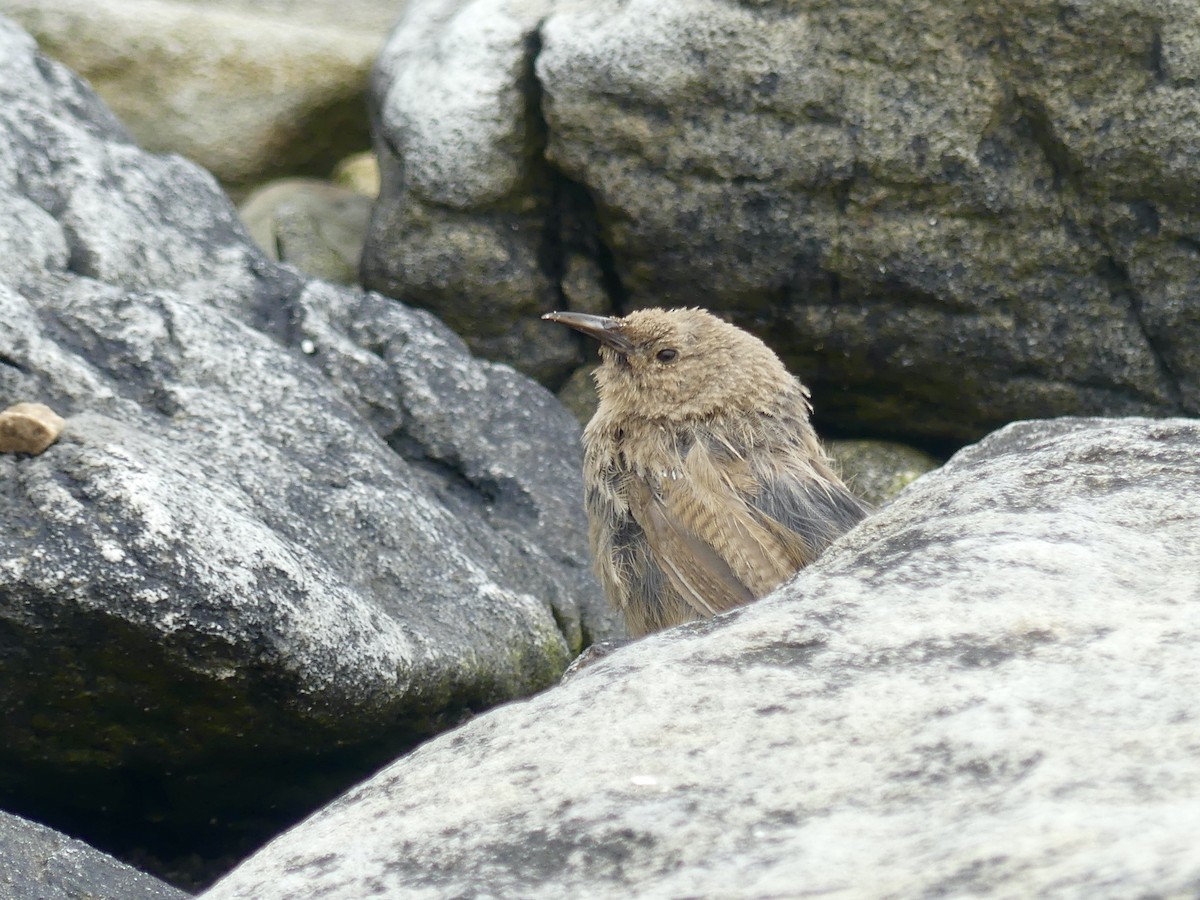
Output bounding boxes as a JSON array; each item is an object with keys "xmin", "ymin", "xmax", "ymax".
[
  {"xmin": 588, "ymin": 428, "xmax": 869, "ymax": 632},
  {"xmin": 742, "ymin": 450, "xmax": 870, "ymax": 560},
  {"xmin": 624, "ymin": 433, "xmax": 829, "ymax": 617},
  {"xmin": 627, "ymin": 435, "xmax": 871, "ymax": 619},
  {"xmin": 696, "ymin": 410, "xmax": 870, "ymax": 560},
  {"xmin": 585, "ymin": 469, "xmax": 697, "ymax": 636},
  {"xmin": 624, "ymin": 476, "xmax": 756, "ymax": 617}
]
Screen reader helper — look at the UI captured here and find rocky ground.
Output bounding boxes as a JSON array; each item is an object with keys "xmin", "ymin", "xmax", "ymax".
[
  {"xmin": 0, "ymin": 2, "xmax": 1198, "ymax": 897},
  {"xmin": 201, "ymin": 417, "xmax": 1200, "ymax": 899},
  {"xmin": 0, "ymin": 12, "xmax": 616, "ymax": 891}
]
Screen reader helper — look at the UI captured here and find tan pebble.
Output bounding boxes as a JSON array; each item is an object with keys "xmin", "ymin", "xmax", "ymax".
[
  {"xmin": 332, "ymin": 151, "xmax": 380, "ymax": 197},
  {"xmin": 0, "ymin": 402, "xmax": 66, "ymax": 455}
]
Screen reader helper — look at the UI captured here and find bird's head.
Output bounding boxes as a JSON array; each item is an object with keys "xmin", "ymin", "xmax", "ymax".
[{"xmin": 543, "ymin": 307, "xmax": 807, "ymax": 422}]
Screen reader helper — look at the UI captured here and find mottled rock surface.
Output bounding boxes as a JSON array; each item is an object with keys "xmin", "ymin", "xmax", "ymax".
[
  {"xmin": 203, "ymin": 417, "xmax": 1200, "ymax": 899},
  {"xmin": 362, "ymin": 0, "xmax": 594, "ymax": 385},
  {"xmin": 0, "ymin": 0, "xmax": 395, "ymax": 188},
  {"xmin": 0, "ymin": 15, "xmax": 617, "ymax": 887},
  {"xmin": 364, "ymin": 0, "xmax": 1200, "ymax": 439},
  {"xmin": 0, "ymin": 811, "xmax": 186, "ymax": 900},
  {"xmin": 826, "ymin": 438, "xmax": 941, "ymax": 507}
]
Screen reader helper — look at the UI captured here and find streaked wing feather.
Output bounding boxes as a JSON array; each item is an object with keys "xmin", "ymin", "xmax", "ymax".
[
  {"xmin": 586, "ymin": 472, "xmax": 694, "ymax": 636},
  {"xmin": 747, "ymin": 454, "xmax": 870, "ymax": 556},
  {"xmin": 626, "ymin": 478, "xmax": 755, "ymax": 618}
]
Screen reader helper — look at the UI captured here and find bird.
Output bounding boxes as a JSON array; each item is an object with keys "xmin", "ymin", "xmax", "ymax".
[{"xmin": 543, "ymin": 307, "xmax": 869, "ymax": 637}]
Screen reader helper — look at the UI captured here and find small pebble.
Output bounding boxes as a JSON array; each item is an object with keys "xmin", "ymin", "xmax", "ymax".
[{"xmin": 0, "ymin": 402, "xmax": 66, "ymax": 455}]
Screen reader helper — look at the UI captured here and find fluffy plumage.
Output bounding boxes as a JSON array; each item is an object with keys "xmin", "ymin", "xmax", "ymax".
[{"xmin": 545, "ymin": 307, "xmax": 869, "ymax": 637}]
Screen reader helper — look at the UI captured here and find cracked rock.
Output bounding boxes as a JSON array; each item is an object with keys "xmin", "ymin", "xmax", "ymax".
[
  {"xmin": 361, "ymin": 0, "xmax": 617, "ymax": 387},
  {"xmin": 0, "ymin": 15, "xmax": 620, "ymax": 889},
  {"xmin": 365, "ymin": 0, "xmax": 1200, "ymax": 441}
]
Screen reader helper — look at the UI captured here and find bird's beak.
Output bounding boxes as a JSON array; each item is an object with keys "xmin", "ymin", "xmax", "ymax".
[{"xmin": 542, "ymin": 311, "xmax": 633, "ymax": 353}]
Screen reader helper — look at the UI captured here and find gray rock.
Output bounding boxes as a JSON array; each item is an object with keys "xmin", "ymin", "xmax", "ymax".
[
  {"xmin": 202, "ymin": 417, "xmax": 1200, "ymax": 899},
  {"xmin": 361, "ymin": 0, "xmax": 609, "ymax": 385},
  {"xmin": 363, "ymin": 0, "xmax": 1200, "ymax": 441},
  {"xmin": 0, "ymin": 810, "xmax": 186, "ymax": 900},
  {"xmin": 0, "ymin": 15, "xmax": 618, "ymax": 886},
  {"xmin": 0, "ymin": 0, "xmax": 392, "ymax": 188}
]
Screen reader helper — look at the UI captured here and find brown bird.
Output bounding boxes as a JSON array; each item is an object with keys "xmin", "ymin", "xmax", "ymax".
[{"xmin": 544, "ymin": 307, "xmax": 869, "ymax": 637}]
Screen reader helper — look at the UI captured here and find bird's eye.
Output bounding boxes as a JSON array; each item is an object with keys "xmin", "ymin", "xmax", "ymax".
[{"xmin": 656, "ymin": 348, "xmax": 678, "ymax": 363}]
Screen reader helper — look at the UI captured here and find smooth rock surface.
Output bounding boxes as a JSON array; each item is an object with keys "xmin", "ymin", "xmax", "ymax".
[
  {"xmin": 0, "ymin": 0, "xmax": 391, "ymax": 188},
  {"xmin": 202, "ymin": 417, "xmax": 1200, "ymax": 899},
  {"xmin": 0, "ymin": 15, "xmax": 617, "ymax": 887},
  {"xmin": 0, "ymin": 810, "xmax": 186, "ymax": 900},
  {"xmin": 364, "ymin": 0, "xmax": 1200, "ymax": 440},
  {"xmin": 331, "ymin": 150, "xmax": 381, "ymax": 197}
]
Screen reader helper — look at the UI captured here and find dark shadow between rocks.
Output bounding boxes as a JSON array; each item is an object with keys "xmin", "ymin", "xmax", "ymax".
[{"xmin": 0, "ymin": 586, "xmax": 507, "ymax": 891}]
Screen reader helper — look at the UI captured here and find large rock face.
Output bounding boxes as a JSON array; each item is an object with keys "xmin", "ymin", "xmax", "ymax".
[
  {"xmin": 363, "ymin": 0, "xmax": 1200, "ymax": 438},
  {"xmin": 201, "ymin": 417, "xmax": 1200, "ymax": 899},
  {"xmin": 204, "ymin": 420, "xmax": 1200, "ymax": 897},
  {"xmin": 0, "ymin": 15, "xmax": 618, "ymax": 887}
]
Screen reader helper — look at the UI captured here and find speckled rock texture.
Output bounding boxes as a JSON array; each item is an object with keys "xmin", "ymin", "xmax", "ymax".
[
  {"xmin": 361, "ymin": 0, "xmax": 599, "ymax": 385},
  {"xmin": 203, "ymin": 417, "xmax": 1200, "ymax": 899},
  {"xmin": 363, "ymin": 0, "xmax": 1200, "ymax": 438},
  {"xmin": 0, "ymin": 16, "xmax": 618, "ymax": 887},
  {"xmin": 0, "ymin": 811, "xmax": 187, "ymax": 900},
  {"xmin": 0, "ymin": 0, "xmax": 396, "ymax": 188}
]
